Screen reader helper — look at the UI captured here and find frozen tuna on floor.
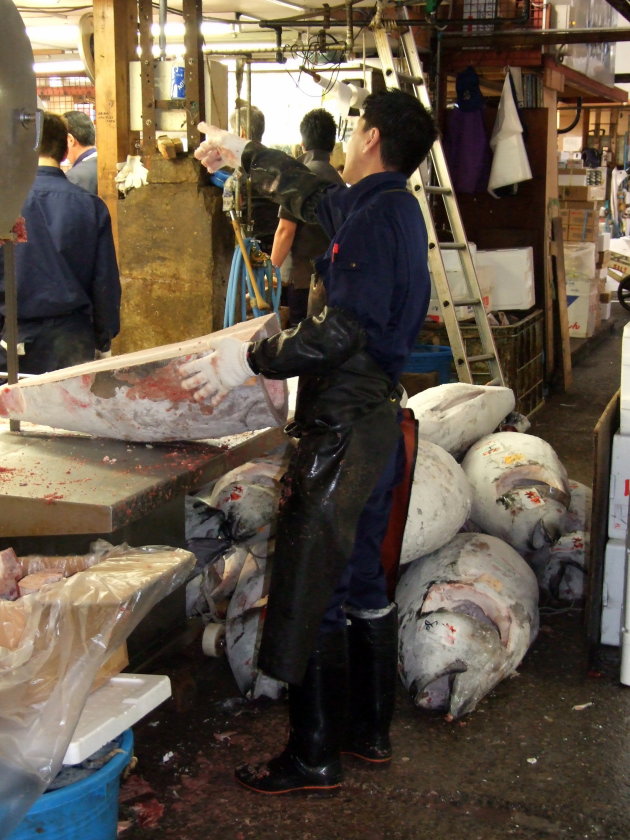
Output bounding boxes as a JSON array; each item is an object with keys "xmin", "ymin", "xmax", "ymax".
[
  {"xmin": 0, "ymin": 314, "xmax": 287, "ymax": 442},
  {"xmin": 223, "ymin": 541, "xmax": 284, "ymax": 701},
  {"xmin": 527, "ymin": 531, "xmax": 589, "ymax": 602},
  {"xmin": 406, "ymin": 383, "xmax": 515, "ymax": 459},
  {"xmin": 397, "ymin": 532, "xmax": 539, "ymax": 719},
  {"xmin": 400, "ymin": 438, "xmax": 472, "ymax": 565},
  {"xmin": 460, "ymin": 431, "xmax": 570, "ymax": 554}
]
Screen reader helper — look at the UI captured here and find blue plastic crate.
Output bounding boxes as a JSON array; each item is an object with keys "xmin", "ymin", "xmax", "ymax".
[{"xmin": 403, "ymin": 344, "xmax": 453, "ymax": 383}]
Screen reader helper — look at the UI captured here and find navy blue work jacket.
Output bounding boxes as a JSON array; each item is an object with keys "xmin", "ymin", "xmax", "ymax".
[
  {"xmin": 0, "ymin": 166, "xmax": 120, "ymax": 345},
  {"xmin": 314, "ymin": 171, "xmax": 430, "ymax": 382}
]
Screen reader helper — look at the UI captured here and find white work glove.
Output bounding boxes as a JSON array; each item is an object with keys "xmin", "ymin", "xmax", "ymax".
[
  {"xmin": 179, "ymin": 337, "xmax": 254, "ymax": 405},
  {"xmin": 194, "ymin": 122, "xmax": 248, "ymax": 173},
  {"xmin": 115, "ymin": 155, "xmax": 149, "ymax": 194}
]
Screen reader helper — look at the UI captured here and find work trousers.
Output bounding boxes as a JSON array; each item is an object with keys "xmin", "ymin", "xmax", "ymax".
[
  {"xmin": 0, "ymin": 313, "xmax": 95, "ymax": 377},
  {"xmin": 320, "ymin": 436, "xmax": 404, "ymax": 632}
]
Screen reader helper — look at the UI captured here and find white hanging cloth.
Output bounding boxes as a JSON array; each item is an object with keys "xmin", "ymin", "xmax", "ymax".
[{"xmin": 487, "ymin": 70, "xmax": 533, "ymax": 196}]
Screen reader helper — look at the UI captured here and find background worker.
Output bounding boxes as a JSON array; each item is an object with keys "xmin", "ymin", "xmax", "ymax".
[
  {"xmin": 270, "ymin": 108, "xmax": 344, "ymax": 326},
  {"xmin": 183, "ymin": 90, "xmax": 438, "ymax": 795},
  {"xmin": 63, "ymin": 110, "xmax": 98, "ymax": 194},
  {"xmin": 0, "ymin": 112, "xmax": 121, "ymax": 376}
]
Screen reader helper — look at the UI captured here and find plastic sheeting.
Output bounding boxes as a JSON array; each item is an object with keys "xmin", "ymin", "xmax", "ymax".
[
  {"xmin": 488, "ymin": 72, "xmax": 532, "ymax": 196},
  {"xmin": 0, "ymin": 543, "xmax": 195, "ymax": 839}
]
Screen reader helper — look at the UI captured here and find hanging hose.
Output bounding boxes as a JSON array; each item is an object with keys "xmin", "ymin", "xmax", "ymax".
[{"xmin": 224, "ymin": 236, "xmax": 282, "ymax": 328}]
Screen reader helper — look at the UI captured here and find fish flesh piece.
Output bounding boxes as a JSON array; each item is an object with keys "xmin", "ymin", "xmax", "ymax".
[
  {"xmin": 461, "ymin": 431, "xmax": 570, "ymax": 553},
  {"xmin": 0, "ymin": 315, "xmax": 287, "ymax": 442},
  {"xmin": 406, "ymin": 383, "xmax": 515, "ymax": 459},
  {"xmin": 401, "ymin": 438, "xmax": 473, "ymax": 565},
  {"xmin": 397, "ymin": 531, "xmax": 539, "ymax": 719},
  {"xmin": 224, "ymin": 542, "xmax": 284, "ymax": 700}
]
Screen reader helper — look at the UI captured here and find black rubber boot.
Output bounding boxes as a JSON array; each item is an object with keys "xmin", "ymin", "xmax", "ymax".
[
  {"xmin": 235, "ymin": 629, "xmax": 347, "ymax": 794},
  {"xmin": 343, "ymin": 604, "xmax": 398, "ymax": 764}
]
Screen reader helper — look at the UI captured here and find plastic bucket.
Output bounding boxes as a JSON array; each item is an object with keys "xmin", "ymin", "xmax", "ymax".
[
  {"xmin": 9, "ymin": 729, "xmax": 133, "ymax": 840},
  {"xmin": 403, "ymin": 345, "xmax": 453, "ymax": 384}
]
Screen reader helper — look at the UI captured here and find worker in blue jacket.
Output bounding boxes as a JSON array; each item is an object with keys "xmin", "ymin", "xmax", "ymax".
[
  {"xmin": 0, "ymin": 112, "xmax": 120, "ymax": 377},
  {"xmin": 181, "ymin": 89, "xmax": 437, "ymax": 795}
]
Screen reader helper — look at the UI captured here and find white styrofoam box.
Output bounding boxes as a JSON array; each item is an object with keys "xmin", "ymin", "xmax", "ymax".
[
  {"xmin": 606, "ymin": 275, "xmax": 620, "ymax": 294},
  {"xmin": 601, "ymin": 539, "xmax": 626, "ymax": 646},
  {"xmin": 601, "ymin": 300, "xmax": 612, "ymax": 321},
  {"xmin": 621, "ymin": 397, "xmax": 630, "ymax": 435},
  {"xmin": 565, "ymin": 275, "xmax": 597, "ymax": 296},
  {"xmin": 598, "ymin": 231, "xmax": 611, "ymax": 252},
  {"xmin": 598, "ymin": 267, "xmax": 608, "ymax": 281},
  {"xmin": 566, "ymin": 289, "xmax": 598, "ymax": 338},
  {"xmin": 622, "ymin": 322, "xmax": 630, "ymax": 400},
  {"xmin": 608, "ymin": 431, "xmax": 630, "ymax": 540},
  {"xmin": 475, "ymin": 247, "xmax": 535, "ymax": 311},
  {"xmin": 427, "ymin": 244, "xmax": 491, "ymax": 322},
  {"xmin": 63, "ymin": 674, "xmax": 171, "ymax": 765}
]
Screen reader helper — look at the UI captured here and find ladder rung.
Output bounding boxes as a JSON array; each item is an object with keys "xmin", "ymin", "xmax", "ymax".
[
  {"xmin": 484, "ymin": 377, "xmax": 503, "ymax": 386},
  {"xmin": 450, "ymin": 297, "xmax": 482, "ymax": 307},
  {"xmin": 466, "ymin": 353, "xmax": 497, "ymax": 364},
  {"xmin": 437, "ymin": 242, "xmax": 466, "ymax": 251},
  {"xmin": 425, "ymin": 186, "xmax": 453, "ymax": 196},
  {"xmin": 384, "ymin": 68, "xmax": 424, "ymax": 87}
]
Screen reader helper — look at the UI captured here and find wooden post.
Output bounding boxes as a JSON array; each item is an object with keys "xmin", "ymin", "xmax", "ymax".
[
  {"xmin": 137, "ymin": 0, "xmax": 156, "ymax": 161},
  {"xmin": 93, "ymin": 0, "xmax": 137, "ymax": 248},
  {"xmin": 543, "ymin": 84, "xmax": 559, "ymax": 382}
]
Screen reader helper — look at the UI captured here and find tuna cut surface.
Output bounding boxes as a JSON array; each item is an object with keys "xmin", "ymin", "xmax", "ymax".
[{"xmin": 0, "ymin": 315, "xmax": 287, "ymax": 442}]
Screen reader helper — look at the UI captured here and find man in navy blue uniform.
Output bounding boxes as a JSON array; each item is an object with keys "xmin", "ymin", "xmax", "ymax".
[
  {"xmin": 0, "ymin": 112, "xmax": 120, "ymax": 376},
  {"xmin": 181, "ymin": 89, "xmax": 437, "ymax": 795}
]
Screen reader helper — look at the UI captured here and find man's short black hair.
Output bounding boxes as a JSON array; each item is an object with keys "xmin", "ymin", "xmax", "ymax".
[
  {"xmin": 299, "ymin": 109, "xmax": 337, "ymax": 153},
  {"xmin": 40, "ymin": 112, "xmax": 69, "ymax": 163},
  {"xmin": 230, "ymin": 104, "xmax": 265, "ymax": 142},
  {"xmin": 361, "ymin": 89, "xmax": 438, "ymax": 178},
  {"xmin": 63, "ymin": 110, "xmax": 96, "ymax": 146}
]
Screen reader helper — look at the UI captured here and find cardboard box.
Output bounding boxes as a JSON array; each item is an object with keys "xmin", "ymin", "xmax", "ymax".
[
  {"xmin": 600, "ymin": 539, "xmax": 626, "ymax": 646},
  {"xmin": 558, "ymin": 199, "xmax": 601, "ymax": 211},
  {"xmin": 475, "ymin": 247, "xmax": 535, "ymax": 311},
  {"xmin": 559, "ymin": 184, "xmax": 606, "ymax": 202},
  {"xmin": 566, "ymin": 287, "xmax": 598, "ymax": 337}
]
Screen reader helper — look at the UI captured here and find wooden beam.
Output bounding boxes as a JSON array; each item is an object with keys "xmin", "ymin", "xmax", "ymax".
[{"xmin": 93, "ymin": 0, "xmax": 137, "ymax": 248}]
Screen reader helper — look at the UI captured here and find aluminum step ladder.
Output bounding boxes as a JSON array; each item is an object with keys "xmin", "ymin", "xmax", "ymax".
[{"xmin": 371, "ymin": 5, "xmax": 504, "ymax": 386}]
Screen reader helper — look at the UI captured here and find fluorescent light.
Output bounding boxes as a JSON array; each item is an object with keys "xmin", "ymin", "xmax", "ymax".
[
  {"xmin": 201, "ymin": 22, "xmax": 233, "ymax": 36},
  {"xmin": 33, "ymin": 59, "xmax": 86, "ymax": 74},
  {"xmin": 26, "ymin": 25, "xmax": 79, "ymax": 42},
  {"xmin": 266, "ymin": 0, "xmax": 306, "ymax": 11}
]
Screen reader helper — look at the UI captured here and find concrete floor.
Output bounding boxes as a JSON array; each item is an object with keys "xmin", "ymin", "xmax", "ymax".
[{"xmin": 117, "ymin": 307, "xmax": 630, "ymax": 840}]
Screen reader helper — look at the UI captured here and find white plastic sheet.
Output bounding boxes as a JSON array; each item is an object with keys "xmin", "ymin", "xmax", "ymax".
[{"xmin": 488, "ymin": 72, "xmax": 532, "ymax": 195}]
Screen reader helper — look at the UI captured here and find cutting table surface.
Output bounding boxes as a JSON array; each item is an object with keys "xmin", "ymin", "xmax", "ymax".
[{"xmin": 0, "ymin": 421, "xmax": 285, "ymax": 537}]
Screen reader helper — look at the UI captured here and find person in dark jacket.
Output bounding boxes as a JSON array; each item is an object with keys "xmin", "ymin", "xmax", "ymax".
[
  {"xmin": 270, "ymin": 108, "xmax": 344, "ymax": 326},
  {"xmin": 183, "ymin": 90, "xmax": 438, "ymax": 795},
  {"xmin": 63, "ymin": 110, "xmax": 98, "ymax": 194},
  {"xmin": 0, "ymin": 112, "xmax": 120, "ymax": 376}
]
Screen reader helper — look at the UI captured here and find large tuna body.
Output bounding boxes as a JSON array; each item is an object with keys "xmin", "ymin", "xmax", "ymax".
[
  {"xmin": 406, "ymin": 383, "xmax": 515, "ymax": 459},
  {"xmin": 400, "ymin": 438, "xmax": 473, "ymax": 565},
  {"xmin": 397, "ymin": 532, "xmax": 539, "ymax": 719},
  {"xmin": 461, "ymin": 431, "xmax": 570, "ymax": 553}
]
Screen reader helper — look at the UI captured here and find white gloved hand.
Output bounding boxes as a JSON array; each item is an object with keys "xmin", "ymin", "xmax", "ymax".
[
  {"xmin": 194, "ymin": 122, "xmax": 248, "ymax": 173},
  {"xmin": 179, "ymin": 337, "xmax": 254, "ymax": 405},
  {"xmin": 115, "ymin": 155, "xmax": 149, "ymax": 194}
]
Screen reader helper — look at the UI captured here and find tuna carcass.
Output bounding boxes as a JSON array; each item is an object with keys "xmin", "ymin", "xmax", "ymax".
[
  {"xmin": 397, "ymin": 532, "xmax": 539, "ymax": 719},
  {"xmin": 200, "ymin": 452, "xmax": 289, "ymax": 543},
  {"xmin": 406, "ymin": 383, "xmax": 515, "ymax": 459},
  {"xmin": 525, "ymin": 480, "xmax": 592, "ymax": 602},
  {"xmin": 460, "ymin": 431, "xmax": 570, "ymax": 554},
  {"xmin": 400, "ymin": 438, "xmax": 472, "ymax": 565},
  {"xmin": 0, "ymin": 314, "xmax": 287, "ymax": 442},
  {"xmin": 224, "ymin": 542, "xmax": 284, "ymax": 700}
]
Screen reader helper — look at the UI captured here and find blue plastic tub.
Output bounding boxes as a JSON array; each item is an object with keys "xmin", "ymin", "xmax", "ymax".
[
  {"xmin": 403, "ymin": 344, "xmax": 453, "ymax": 384},
  {"xmin": 9, "ymin": 729, "xmax": 133, "ymax": 840}
]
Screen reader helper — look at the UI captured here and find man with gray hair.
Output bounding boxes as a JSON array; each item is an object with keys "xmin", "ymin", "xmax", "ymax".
[{"xmin": 63, "ymin": 110, "xmax": 98, "ymax": 194}]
